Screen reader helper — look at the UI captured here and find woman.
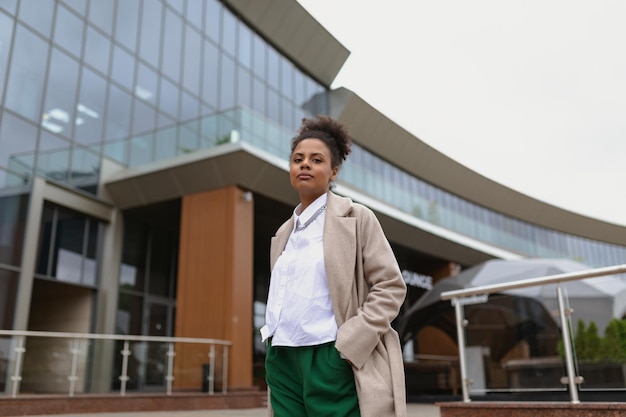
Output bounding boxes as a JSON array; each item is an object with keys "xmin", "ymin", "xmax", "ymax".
[{"xmin": 261, "ymin": 115, "xmax": 407, "ymax": 417}]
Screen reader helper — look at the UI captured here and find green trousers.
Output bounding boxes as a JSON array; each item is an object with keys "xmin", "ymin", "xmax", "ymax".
[{"xmin": 266, "ymin": 340, "xmax": 360, "ymax": 417}]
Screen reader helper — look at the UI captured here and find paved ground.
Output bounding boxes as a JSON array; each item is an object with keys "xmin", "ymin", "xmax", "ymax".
[{"xmin": 18, "ymin": 403, "xmax": 440, "ymax": 417}]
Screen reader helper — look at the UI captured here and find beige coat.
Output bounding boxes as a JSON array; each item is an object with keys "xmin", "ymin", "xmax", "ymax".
[{"xmin": 269, "ymin": 191, "xmax": 407, "ymax": 417}]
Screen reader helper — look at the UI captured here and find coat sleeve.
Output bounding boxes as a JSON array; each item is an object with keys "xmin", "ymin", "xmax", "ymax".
[{"xmin": 335, "ymin": 205, "xmax": 407, "ymax": 369}]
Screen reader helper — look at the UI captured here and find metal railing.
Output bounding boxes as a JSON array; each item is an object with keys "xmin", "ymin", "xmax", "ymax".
[
  {"xmin": 0, "ymin": 330, "xmax": 231, "ymax": 398},
  {"xmin": 440, "ymin": 263, "xmax": 626, "ymax": 404}
]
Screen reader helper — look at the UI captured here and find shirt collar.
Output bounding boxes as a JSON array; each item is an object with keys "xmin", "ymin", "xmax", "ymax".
[{"xmin": 294, "ymin": 193, "xmax": 327, "ymax": 227}]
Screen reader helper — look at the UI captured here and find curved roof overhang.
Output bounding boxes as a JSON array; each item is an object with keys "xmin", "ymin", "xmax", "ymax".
[
  {"xmin": 103, "ymin": 142, "xmax": 516, "ymax": 266},
  {"xmin": 327, "ymin": 87, "xmax": 626, "ymax": 247},
  {"xmin": 222, "ymin": 0, "xmax": 350, "ymax": 87}
]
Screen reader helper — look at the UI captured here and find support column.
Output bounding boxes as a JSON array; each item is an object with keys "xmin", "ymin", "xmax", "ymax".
[{"xmin": 175, "ymin": 186, "xmax": 254, "ymax": 390}]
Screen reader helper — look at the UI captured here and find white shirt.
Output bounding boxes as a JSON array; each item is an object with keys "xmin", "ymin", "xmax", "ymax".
[{"xmin": 260, "ymin": 194, "xmax": 337, "ymax": 346}]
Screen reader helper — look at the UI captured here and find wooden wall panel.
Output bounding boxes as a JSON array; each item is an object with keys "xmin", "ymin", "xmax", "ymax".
[{"xmin": 175, "ymin": 186, "xmax": 253, "ymax": 390}]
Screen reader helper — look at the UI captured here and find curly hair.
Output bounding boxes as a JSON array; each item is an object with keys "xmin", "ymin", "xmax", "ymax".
[{"xmin": 291, "ymin": 115, "xmax": 352, "ymax": 169}]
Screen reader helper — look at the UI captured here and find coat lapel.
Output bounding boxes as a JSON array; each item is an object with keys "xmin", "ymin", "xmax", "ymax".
[{"xmin": 324, "ymin": 192, "xmax": 357, "ymax": 324}]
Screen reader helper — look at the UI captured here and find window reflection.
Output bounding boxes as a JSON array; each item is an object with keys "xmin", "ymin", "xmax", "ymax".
[
  {"xmin": 105, "ymin": 84, "xmax": 132, "ymax": 142},
  {"xmin": 43, "ymin": 48, "xmax": 79, "ymax": 139},
  {"xmin": 0, "ymin": 268, "xmax": 19, "ymax": 329},
  {"xmin": 5, "ymin": 25, "xmax": 49, "ymax": 122},
  {"xmin": 84, "ymin": 26, "xmax": 111, "ymax": 75},
  {"xmin": 162, "ymin": 9, "xmax": 182, "ymax": 82},
  {"xmin": 76, "ymin": 67, "xmax": 105, "ymax": 144},
  {"xmin": 53, "ymin": 4, "xmax": 84, "ymax": 58},
  {"xmin": 0, "ymin": 193, "xmax": 28, "ymax": 267},
  {"xmin": 202, "ymin": 41, "xmax": 219, "ymax": 109},
  {"xmin": 139, "ymin": 0, "xmax": 162, "ymax": 68},
  {"xmin": 111, "ymin": 45, "xmax": 135, "ymax": 92},
  {"xmin": 115, "ymin": 0, "xmax": 139, "ymax": 50},
  {"xmin": 0, "ymin": 13, "xmax": 13, "ymax": 101},
  {"xmin": 35, "ymin": 203, "xmax": 102, "ymax": 287},
  {"xmin": 17, "ymin": 0, "xmax": 53, "ymax": 37},
  {"xmin": 0, "ymin": 111, "xmax": 38, "ymax": 179},
  {"xmin": 88, "ymin": 0, "xmax": 114, "ymax": 36}
]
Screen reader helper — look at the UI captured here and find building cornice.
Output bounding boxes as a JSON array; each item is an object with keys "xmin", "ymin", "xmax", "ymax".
[
  {"xmin": 222, "ymin": 0, "xmax": 350, "ymax": 87},
  {"xmin": 328, "ymin": 87, "xmax": 626, "ymax": 247}
]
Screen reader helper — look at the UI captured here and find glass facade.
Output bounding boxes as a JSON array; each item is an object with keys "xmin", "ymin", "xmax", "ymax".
[{"xmin": 0, "ymin": 0, "xmax": 623, "ymax": 357}]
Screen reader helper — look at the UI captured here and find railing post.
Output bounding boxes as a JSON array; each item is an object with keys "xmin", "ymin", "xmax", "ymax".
[
  {"xmin": 453, "ymin": 298, "xmax": 471, "ymax": 403},
  {"xmin": 165, "ymin": 342, "xmax": 175, "ymax": 395},
  {"xmin": 68, "ymin": 339, "xmax": 81, "ymax": 397},
  {"xmin": 207, "ymin": 345, "xmax": 216, "ymax": 394},
  {"xmin": 10, "ymin": 335, "xmax": 26, "ymax": 398},
  {"xmin": 221, "ymin": 346, "xmax": 228, "ymax": 394},
  {"xmin": 119, "ymin": 340, "xmax": 131, "ymax": 396},
  {"xmin": 557, "ymin": 286, "xmax": 580, "ymax": 404}
]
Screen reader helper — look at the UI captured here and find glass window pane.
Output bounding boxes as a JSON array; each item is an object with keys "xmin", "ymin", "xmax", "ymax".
[
  {"xmin": 53, "ymin": 4, "xmax": 84, "ymax": 58},
  {"xmin": 132, "ymin": 99, "xmax": 156, "ymax": 135},
  {"xmin": 221, "ymin": 7, "xmax": 236, "ymax": 57},
  {"xmin": 111, "ymin": 45, "xmax": 135, "ymax": 91},
  {"xmin": 202, "ymin": 41, "xmax": 219, "ymax": 108},
  {"xmin": 105, "ymin": 84, "xmax": 132, "ymax": 142},
  {"xmin": 204, "ymin": 0, "xmax": 220, "ymax": 42},
  {"xmin": 185, "ymin": 0, "xmax": 203, "ymax": 30},
  {"xmin": 148, "ymin": 229, "xmax": 175, "ymax": 297},
  {"xmin": 161, "ymin": 9, "xmax": 182, "ymax": 82},
  {"xmin": 237, "ymin": 67, "xmax": 251, "ymax": 109},
  {"xmin": 182, "ymin": 26, "xmax": 201, "ymax": 93},
  {"xmin": 70, "ymin": 145, "xmax": 99, "ymax": 192},
  {"xmin": 83, "ymin": 219, "xmax": 99, "ymax": 286},
  {"xmin": 219, "ymin": 55, "xmax": 235, "ymax": 109},
  {"xmin": 252, "ymin": 36, "xmax": 266, "ymax": 80},
  {"xmin": 180, "ymin": 92, "xmax": 199, "ymax": 122},
  {"xmin": 43, "ymin": 48, "xmax": 79, "ymax": 140},
  {"xmin": 252, "ymin": 76, "xmax": 265, "ymax": 115},
  {"xmin": 115, "ymin": 0, "xmax": 139, "ymax": 50},
  {"xmin": 159, "ymin": 77, "xmax": 179, "ymax": 118},
  {"xmin": 62, "ymin": 0, "xmax": 87, "ymax": 16},
  {"xmin": 84, "ymin": 25, "xmax": 111, "ymax": 74},
  {"xmin": 35, "ymin": 204, "xmax": 54, "ymax": 276},
  {"xmin": 76, "ymin": 67, "xmax": 106, "ymax": 145},
  {"xmin": 5, "ymin": 25, "xmax": 49, "ymax": 122},
  {"xmin": 0, "ymin": 193, "xmax": 28, "ymax": 267},
  {"xmin": 0, "ymin": 0, "xmax": 18, "ymax": 15},
  {"xmin": 120, "ymin": 219, "xmax": 148, "ymax": 292},
  {"xmin": 0, "ymin": 12, "xmax": 14, "ymax": 104},
  {"xmin": 135, "ymin": 63, "xmax": 158, "ymax": 105},
  {"xmin": 116, "ymin": 293, "xmax": 143, "ymax": 334},
  {"xmin": 139, "ymin": 0, "xmax": 162, "ymax": 68},
  {"xmin": 268, "ymin": 88, "xmax": 279, "ymax": 124},
  {"xmin": 37, "ymin": 131, "xmax": 71, "ymax": 183},
  {"xmin": 88, "ymin": 0, "xmax": 114, "ymax": 35},
  {"xmin": 0, "ymin": 268, "xmax": 19, "ymax": 328},
  {"xmin": 52, "ymin": 208, "xmax": 86, "ymax": 283},
  {"xmin": 267, "ymin": 47, "xmax": 280, "ymax": 90},
  {"xmin": 17, "ymin": 0, "xmax": 54, "ymax": 37},
  {"xmin": 0, "ymin": 112, "xmax": 38, "ymax": 180},
  {"xmin": 238, "ymin": 23, "xmax": 252, "ymax": 69}
]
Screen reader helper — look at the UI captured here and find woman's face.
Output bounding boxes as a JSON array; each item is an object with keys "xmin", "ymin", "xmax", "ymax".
[{"xmin": 290, "ymin": 138, "xmax": 338, "ymax": 207}]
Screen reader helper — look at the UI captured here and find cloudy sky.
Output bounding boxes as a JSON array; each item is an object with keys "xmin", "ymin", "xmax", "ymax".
[{"xmin": 297, "ymin": 0, "xmax": 626, "ymax": 226}]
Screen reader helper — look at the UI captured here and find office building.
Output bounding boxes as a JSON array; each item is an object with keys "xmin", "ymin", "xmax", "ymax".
[{"xmin": 1, "ymin": 0, "xmax": 625, "ymax": 398}]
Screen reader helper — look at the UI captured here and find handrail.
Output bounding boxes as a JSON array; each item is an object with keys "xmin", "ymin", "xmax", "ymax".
[
  {"xmin": 0, "ymin": 330, "xmax": 231, "ymax": 398},
  {"xmin": 440, "ymin": 264, "xmax": 626, "ymax": 300},
  {"xmin": 0, "ymin": 329, "xmax": 231, "ymax": 345},
  {"xmin": 439, "ymin": 263, "xmax": 626, "ymax": 404}
]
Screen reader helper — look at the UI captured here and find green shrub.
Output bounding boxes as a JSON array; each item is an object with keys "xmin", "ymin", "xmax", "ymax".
[{"xmin": 558, "ymin": 318, "xmax": 626, "ymax": 363}]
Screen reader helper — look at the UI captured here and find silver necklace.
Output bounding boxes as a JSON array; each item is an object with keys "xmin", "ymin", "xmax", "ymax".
[{"xmin": 295, "ymin": 204, "xmax": 326, "ymax": 231}]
